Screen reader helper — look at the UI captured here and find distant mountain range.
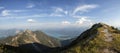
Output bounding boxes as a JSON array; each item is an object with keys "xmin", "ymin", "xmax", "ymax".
[
  {"xmin": 0, "ymin": 29, "xmax": 22, "ymax": 38},
  {"xmin": 0, "ymin": 23, "xmax": 120, "ymax": 53},
  {"xmin": 0, "ymin": 27, "xmax": 88, "ymax": 40}
]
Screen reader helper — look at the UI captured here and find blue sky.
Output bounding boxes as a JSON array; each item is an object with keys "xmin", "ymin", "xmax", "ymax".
[{"xmin": 0, "ymin": 0, "xmax": 120, "ymax": 29}]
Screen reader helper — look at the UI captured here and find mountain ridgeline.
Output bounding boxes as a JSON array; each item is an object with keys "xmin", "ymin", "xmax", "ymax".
[
  {"xmin": 0, "ymin": 30, "xmax": 61, "ymax": 53},
  {"xmin": 61, "ymin": 23, "xmax": 120, "ymax": 53},
  {"xmin": 0, "ymin": 23, "xmax": 120, "ymax": 53}
]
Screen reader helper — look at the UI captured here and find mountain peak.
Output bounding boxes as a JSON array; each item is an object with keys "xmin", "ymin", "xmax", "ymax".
[
  {"xmin": 24, "ymin": 29, "xmax": 33, "ymax": 33},
  {"xmin": 0, "ymin": 30, "xmax": 61, "ymax": 47},
  {"xmin": 63, "ymin": 23, "xmax": 120, "ymax": 53},
  {"xmin": 91, "ymin": 23, "xmax": 109, "ymax": 29},
  {"xmin": 84, "ymin": 23, "xmax": 115, "ymax": 41}
]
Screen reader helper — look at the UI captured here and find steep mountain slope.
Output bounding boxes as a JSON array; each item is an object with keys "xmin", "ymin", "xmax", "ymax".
[
  {"xmin": 0, "ymin": 30, "xmax": 61, "ymax": 53},
  {"xmin": 62, "ymin": 23, "xmax": 120, "ymax": 53},
  {"xmin": 0, "ymin": 30, "xmax": 60, "ymax": 47}
]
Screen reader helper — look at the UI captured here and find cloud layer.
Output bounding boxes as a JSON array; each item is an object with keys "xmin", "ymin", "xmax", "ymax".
[
  {"xmin": 62, "ymin": 21, "xmax": 71, "ymax": 24},
  {"xmin": 75, "ymin": 16, "xmax": 92, "ymax": 25},
  {"xmin": 73, "ymin": 4, "xmax": 98, "ymax": 14},
  {"xmin": 27, "ymin": 19, "xmax": 36, "ymax": 23},
  {"xmin": 0, "ymin": 3, "xmax": 99, "ymax": 29}
]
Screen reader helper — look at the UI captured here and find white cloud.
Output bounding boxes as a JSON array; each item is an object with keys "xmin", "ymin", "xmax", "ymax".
[
  {"xmin": 64, "ymin": 11, "xmax": 68, "ymax": 15},
  {"xmin": 55, "ymin": 7, "xmax": 68, "ymax": 15},
  {"xmin": 27, "ymin": 19, "xmax": 36, "ymax": 23},
  {"xmin": 75, "ymin": 16, "xmax": 93, "ymax": 25},
  {"xmin": 50, "ymin": 7, "xmax": 68, "ymax": 17},
  {"xmin": 0, "ymin": 13, "xmax": 49, "ymax": 19},
  {"xmin": 62, "ymin": 21, "xmax": 71, "ymax": 24},
  {"xmin": 1, "ymin": 9, "xmax": 26, "ymax": 16},
  {"xmin": 73, "ymin": 4, "xmax": 98, "ymax": 15},
  {"xmin": 55, "ymin": 7, "xmax": 64, "ymax": 12},
  {"xmin": 73, "ymin": 15, "xmax": 88, "ymax": 18},
  {"xmin": 27, "ymin": 3, "xmax": 35, "ymax": 8},
  {"xmin": 1, "ymin": 10, "xmax": 10, "ymax": 16}
]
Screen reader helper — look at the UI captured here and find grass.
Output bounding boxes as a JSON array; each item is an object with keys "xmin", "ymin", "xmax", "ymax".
[{"xmin": 63, "ymin": 24, "xmax": 120, "ymax": 53}]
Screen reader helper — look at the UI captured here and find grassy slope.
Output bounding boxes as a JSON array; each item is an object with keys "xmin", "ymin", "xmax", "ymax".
[{"xmin": 62, "ymin": 23, "xmax": 120, "ymax": 53}]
